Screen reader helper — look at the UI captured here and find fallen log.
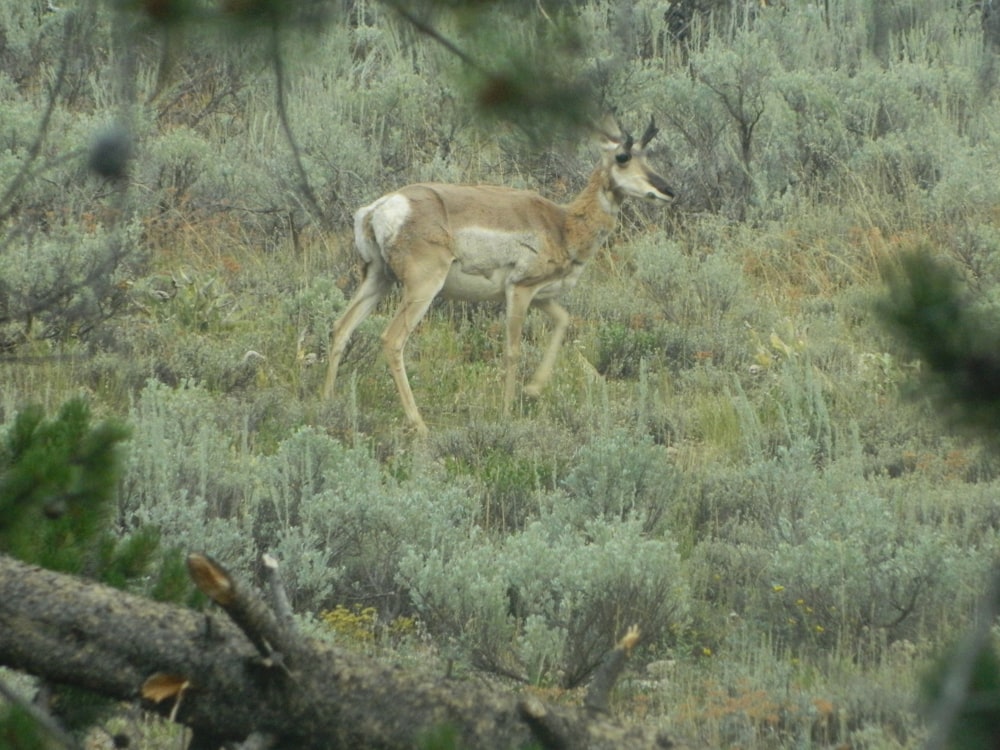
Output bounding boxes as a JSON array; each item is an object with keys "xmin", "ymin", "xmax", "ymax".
[{"xmin": 0, "ymin": 553, "xmax": 686, "ymax": 749}]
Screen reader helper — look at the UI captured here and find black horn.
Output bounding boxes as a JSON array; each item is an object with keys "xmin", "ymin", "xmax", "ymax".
[{"xmin": 640, "ymin": 117, "xmax": 659, "ymax": 148}]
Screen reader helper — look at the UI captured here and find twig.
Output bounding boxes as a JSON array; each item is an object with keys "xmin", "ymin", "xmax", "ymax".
[
  {"xmin": 0, "ymin": 678, "xmax": 81, "ymax": 750},
  {"xmin": 186, "ymin": 553, "xmax": 303, "ymax": 673},
  {"xmin": 923, "ymin": 565, "xmax": 1000, "ymax": 750},
  {"xmin": 536, "ymin": 0, "xmax": 554, "ymax": 25},
  {"xmin": 261, "ymin": 553, "xmax": 294, "ymax": 622},
  {"xmin": 584, "ymin": 624, "xmax": 641, "ymax": 715},
  {"xmin": 269, "ymin": 25, "xmax": 334, "ymax": 231},
  {"xmin": 381, "ymin": 0, "xmax": 482, "ymax": 72}
]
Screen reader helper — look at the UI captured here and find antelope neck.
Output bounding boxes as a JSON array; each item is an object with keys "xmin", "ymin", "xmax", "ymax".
[{"xmin": 563, "ymin": 166, "xmax": 619, "ymax": 264}]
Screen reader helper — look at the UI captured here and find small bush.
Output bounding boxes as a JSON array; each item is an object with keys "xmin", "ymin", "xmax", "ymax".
[
  {"xmin": 251, "ymin": 426, "xmax": 478, "ymax": 614},
  {"xmin": 320, "ymin": 604, "xmax": 378, "ymax": 644},
  {"xmin": 120, "ymin": 380, "xmax": 253, "ymax": 574},
  {"xmin": 400, "ymin": 514, "xmax": 689, "ymax": 687},
  {"xmin": 594, "ymin": 316, "xmax": 672, "ymax": 378},
  {"xmin": 763, "ymin": 489, "xmax": 985, "ymax": 657},
  {"xmin": 559, "ymin": 427, "xmax": 682, "ymax": 535},
  {"xmin": 434, "ymin": 421, "xmax": 569, "ymax": 534}
]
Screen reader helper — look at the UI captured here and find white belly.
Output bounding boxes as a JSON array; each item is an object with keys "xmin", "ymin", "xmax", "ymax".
[
  {"xmin": 441, "ymin": 265, "xmax": 509, "ymax": 302},
  {"xmin": 440, "ymin": 227, "xmax": 584, "ymax": 303}
]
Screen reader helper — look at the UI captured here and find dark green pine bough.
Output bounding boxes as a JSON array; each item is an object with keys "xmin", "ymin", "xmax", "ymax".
[{"xmin": 879, "ymin": 249, "xmax": 1000, "ymax": 750}]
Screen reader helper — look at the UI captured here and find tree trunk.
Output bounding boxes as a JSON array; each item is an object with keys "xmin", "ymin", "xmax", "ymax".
[{"xmin": 0, "ymin": 554, "xmax": 685, "ymax": 749}]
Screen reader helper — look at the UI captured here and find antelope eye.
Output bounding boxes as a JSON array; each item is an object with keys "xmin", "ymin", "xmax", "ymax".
[{"xmin": 615, "ymin": 152, "xmax": 631, "ymax": 165}]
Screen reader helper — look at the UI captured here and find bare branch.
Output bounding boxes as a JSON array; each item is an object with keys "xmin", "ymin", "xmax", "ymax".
[
  {"xmin": 0, "ymin": 553, "xmax": 688, "ymax": 749},
  {"xmin": 261, "ymin": 553, "xmax": 294, "ymax": 623},
  {"xmin": 380, "ymin": 0, "xmax": 482, "ymax": 72},
  {"xmin": 187, "ymin": 553, "xmax": 303, "ymax": 667},
  {"xmin": 585, "ymin": 625, "xmax": 641, "ymax": 715},
  {"xmin": 0, "ymin": 678, "xmax": 81, "ymax": 750},
  {"xmin": 923, "ymin": 565, "xmax": 1000, "ymax": 750},
  {"xmin": 269, "ymin": 25, "xmax": 335, "ymax": 231}
]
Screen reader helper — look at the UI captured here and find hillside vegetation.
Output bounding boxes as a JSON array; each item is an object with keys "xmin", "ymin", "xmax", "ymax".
[{"xmin": 2, "ymin": 1, "xmax": 1000, "ymax": 747}]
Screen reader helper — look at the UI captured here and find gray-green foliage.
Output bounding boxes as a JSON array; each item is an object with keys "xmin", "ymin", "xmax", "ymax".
[
  {"xmin": 583, "ymin": 230, "xmax": 767, "ymax": 379},
  {"xmin": 683, "ymin": 440, "xmax": 992, "ymax": 658},
  {"xmin": 0, "ymin": 75, "xmax": 144, "ymax": 343},
  {"xmin": 0, "ymin": 220, "xmax": 140, "ymax": 346},
  {"xmin": 283, "ymin": 276, "xmax": 354, "ymax": 368},
  {"xmin": 120, "ymin": 379, "xmax": 484, "ymax": 614},
  {"xmin": 0, "ymin": 7, "xmax": 141, "ymax": 350},
  {"xmin": 5, "ymin": 2, "xmax": 1000, "ymax": 745},
  {"xmin": 635, "ymin": 232, "xmax": 763, "ymax": 365},
  {"xmin": 145, "ymin": 125, "xmax": 218, "ymax": 204},
  {"xmin": 766, "ymin": 488, "xmax": 986, "ymax": 652},
  {"xmin": 400, "ymin": 511, "xmax": 689, "ymax": 687},
  {"xmin": 763, "ymin": 353, "xmax": 837, "ymax": 463},
  {"xmin": 637, "ymin": 3, "xmax": 1000, "ymax": 222},
  {"xmin": 120, "ymin": 380, "xmax": 253, "ymax": 574},
  {"xmin": 249, "ymin": 425, "xmax": 478, "ymax": 613},
  {"xmin": 559, "ymin": 427, "xmax": 681, "ymax": 534}
]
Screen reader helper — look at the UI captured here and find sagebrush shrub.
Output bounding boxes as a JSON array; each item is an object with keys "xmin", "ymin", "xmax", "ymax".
[
  {"xmin": 763, "ymin": 489, "xmax": 986, "ymax": 657},
  {"xmin": 251, "ymin": 425, "xmax": 478, "ymax": 614},
  {"xmin": 559, "ymin": 427, "xmax": 681, "ymax": 535},
  {"xmin": 120, "ymin": 380, "xmax": 253, "ymax": 574},
  {"xmin": 400, "ymin": 513, "xmax": 689, "ymax": 687}
]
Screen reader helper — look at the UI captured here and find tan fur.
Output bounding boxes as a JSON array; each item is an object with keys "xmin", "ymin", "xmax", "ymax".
[{"xmin": 324, "ymin": 124, "xmax": 674, "ymax": 435}]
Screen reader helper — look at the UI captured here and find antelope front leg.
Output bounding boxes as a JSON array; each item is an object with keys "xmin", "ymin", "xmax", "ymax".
[
  {"xmin": 524, "ymin": 297, "xmax": 570, "ymax": 398},
  {"xmin": 503, "ymin": 285, "xmax": 535, "ymax": 414}
]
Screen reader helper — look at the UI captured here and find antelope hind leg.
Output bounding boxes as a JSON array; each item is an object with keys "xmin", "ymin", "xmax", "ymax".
[
  {"xmin": 323, "ymin": 269, "xmax": 390, "ymax": 400},
  {"xmin": 380, "ymin": 272, "xmax": 449, "ymax": 435},
  {"xmin": 523, "ymin": 298, "xmax": 571, "ymax": 398}
]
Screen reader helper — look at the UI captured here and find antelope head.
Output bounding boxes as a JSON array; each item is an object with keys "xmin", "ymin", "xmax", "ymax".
[{"xmin": 599, "ymin": 116, "xmax": 676, "ymax": 204}]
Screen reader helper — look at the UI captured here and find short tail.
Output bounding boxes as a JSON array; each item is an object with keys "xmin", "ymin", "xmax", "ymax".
[{"xmin": 353, "ymin": 204, "xmax": 381, "ymax": 267}]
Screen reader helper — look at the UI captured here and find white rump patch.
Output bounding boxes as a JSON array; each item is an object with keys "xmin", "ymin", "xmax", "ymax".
[{"xmin": 356, "ymin": 194, "xmax": 411, "ymax": 265}]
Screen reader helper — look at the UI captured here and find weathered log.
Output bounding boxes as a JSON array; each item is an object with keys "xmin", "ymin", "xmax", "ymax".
[{"xmin": 0, "ymin": 554, "xmax": 685, "ymax": 749}]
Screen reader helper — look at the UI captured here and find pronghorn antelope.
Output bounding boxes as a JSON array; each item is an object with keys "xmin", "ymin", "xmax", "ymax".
[{"xmin": 323, "ymin": 118, "xmax": 675, "ymax": 435}]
